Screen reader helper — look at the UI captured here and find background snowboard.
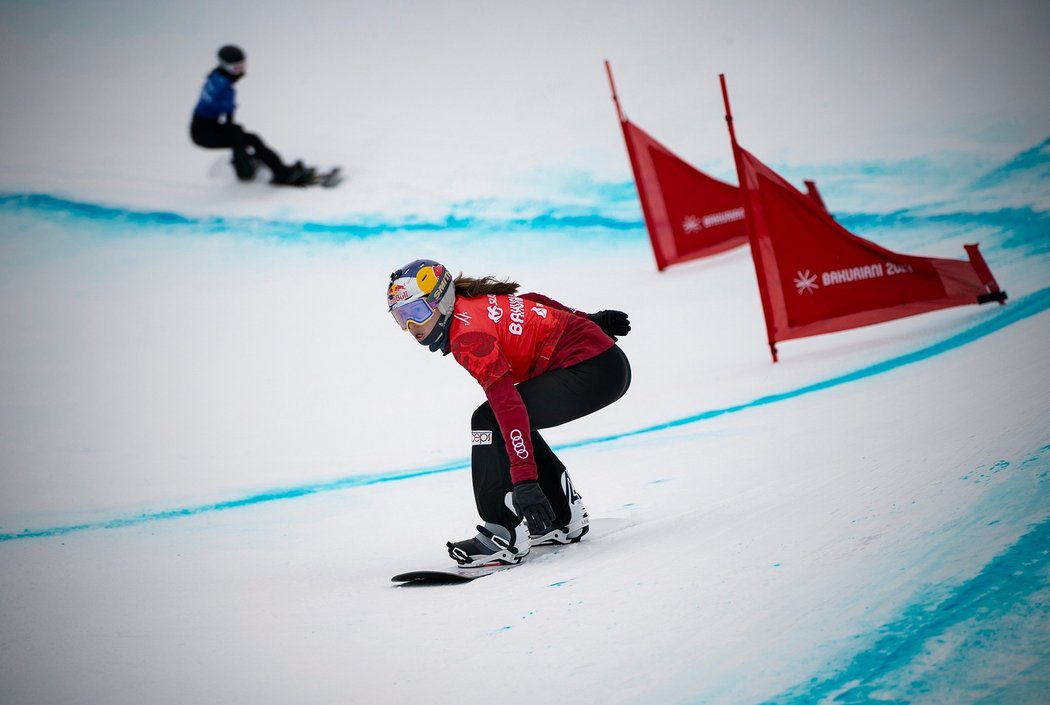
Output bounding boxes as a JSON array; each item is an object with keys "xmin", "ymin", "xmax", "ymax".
[{"xmin": 207, "ymin": 155, "xmax": 343, "ymax": 187}]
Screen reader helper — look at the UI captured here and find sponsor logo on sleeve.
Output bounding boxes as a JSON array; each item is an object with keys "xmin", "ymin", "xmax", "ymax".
[{"xmin": 509, "ymin": 429, "xmax": 529, "ymax": 459}]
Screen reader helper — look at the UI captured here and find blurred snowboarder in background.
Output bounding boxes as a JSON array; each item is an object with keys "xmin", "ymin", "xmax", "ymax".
[{"xmin": 190, "ymin": 45, "xmax": 313, "ymax": 187}]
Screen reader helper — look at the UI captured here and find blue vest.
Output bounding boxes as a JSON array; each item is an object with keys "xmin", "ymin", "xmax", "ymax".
[{"xmin": 193, "ymin": 69, "xmax": 236, "ymax": 119}]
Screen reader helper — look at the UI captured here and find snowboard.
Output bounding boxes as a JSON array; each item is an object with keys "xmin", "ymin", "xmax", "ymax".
[
  {"xmin": 391, "ymin": 517, "xmax": 629, "ymax": 587},
  {"xmin": 208, "ymin": 156, "xmax": 344, "ymax": 188},
  {"xmin": 391, "ymin": 566, "xmax": 510, "ymax": 585},
  {"xmin": 307, "ymin": 166, "xmax": 343, "ymax": 188}
]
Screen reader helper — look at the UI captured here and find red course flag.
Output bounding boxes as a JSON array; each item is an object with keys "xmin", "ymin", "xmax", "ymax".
[
  {"xmin": 720, "ymin": 75, "xmax": 1007, "ymax": 361},
  {"xmin": 606, "ymin": 61, "xmax": 747, "ymax": 271}
]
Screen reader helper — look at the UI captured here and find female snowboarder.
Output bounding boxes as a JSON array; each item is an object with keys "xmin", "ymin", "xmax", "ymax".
[{"xmin": 387, "ymin": 259, "xmax": 632, "ymax": 567}]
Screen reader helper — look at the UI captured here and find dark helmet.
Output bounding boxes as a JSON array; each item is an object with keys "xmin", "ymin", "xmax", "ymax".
[{"xmin": 217, "ymin": 45, "xmax": 246, "ymax": 75}]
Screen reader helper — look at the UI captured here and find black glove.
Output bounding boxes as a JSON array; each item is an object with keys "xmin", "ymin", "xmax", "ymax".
[
  {"xmin": 512, "ymin": 481, "xmax": 556, "ymax": 534},
  {"xmin": 588, "ymin": 310, "xmax": 631, "ymax": 339}
]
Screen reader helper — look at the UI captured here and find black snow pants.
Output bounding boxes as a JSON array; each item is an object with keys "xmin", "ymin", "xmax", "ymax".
[
  {"xmin": 470, "ymin": 344, "xmax": 632, "ymax": 531},
  {"xmin": 190, "ymin": 116, "xmax": 289, "ymax": 181}
]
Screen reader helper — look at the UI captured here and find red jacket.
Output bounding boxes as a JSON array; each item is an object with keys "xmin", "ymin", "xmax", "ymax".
[{"xmin": 449, "ymin": 293, "xmax": 614, "ymax": 483}]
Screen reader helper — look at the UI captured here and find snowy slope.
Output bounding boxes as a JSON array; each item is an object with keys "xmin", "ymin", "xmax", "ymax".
[{"xmin": 1, "ymin": 2, "xmax": 1049, "ymax": 704}]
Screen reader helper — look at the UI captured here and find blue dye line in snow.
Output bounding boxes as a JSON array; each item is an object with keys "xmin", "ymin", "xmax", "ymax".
[
  {"xmin": 0, "ymin": 460, "xmax": 468, "ymax": 542},
  {"xmin": 760, "ymin": 512, "xmax": 1050, "ymax": 705},
  {"xmin": 7, "ymin": 190, "xmax": 1043, "ymax": 249},
  {"xmin": 2, "ymin": 286, "xmax": 1047, "ymax": 543},
  {"xmin": 0, "ymin": 192, "xmax": 644, "ymax": 240}
]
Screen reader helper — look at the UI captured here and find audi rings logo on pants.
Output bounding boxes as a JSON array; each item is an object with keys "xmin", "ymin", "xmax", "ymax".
[{"xmin": 509, "ymin": 429, "xmax": 529, "ymax": 459}]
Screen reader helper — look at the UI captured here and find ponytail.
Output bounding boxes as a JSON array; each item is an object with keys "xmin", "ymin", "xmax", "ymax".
[{"xmin": 453, "ymin": 275, "xmax": 520, "ymax": 297}]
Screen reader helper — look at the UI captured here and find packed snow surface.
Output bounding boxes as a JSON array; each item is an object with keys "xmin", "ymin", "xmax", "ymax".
[{"xmin": 1, "ymin": 2, "xmax": 1048, "ymax": 704}]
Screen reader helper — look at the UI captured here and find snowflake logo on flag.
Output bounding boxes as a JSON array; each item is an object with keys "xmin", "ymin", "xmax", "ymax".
[
  {"xmin": 794, "ymin": 270, "xmax": 819, "ymax": 295},
  {"xmin": 682, "ymin": 215, "xmax": 703, "ymax": 234}
]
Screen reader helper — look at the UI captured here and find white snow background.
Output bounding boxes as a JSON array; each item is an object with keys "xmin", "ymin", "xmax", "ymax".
[{"xmin": 1, "ymin": 1, "xmax": 1048, "ymax": 704}]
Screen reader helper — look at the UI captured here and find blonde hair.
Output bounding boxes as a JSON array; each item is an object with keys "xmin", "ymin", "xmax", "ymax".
[{"xmin": 453, "ymin": 274, "xmax": 520, "ymax": 297}]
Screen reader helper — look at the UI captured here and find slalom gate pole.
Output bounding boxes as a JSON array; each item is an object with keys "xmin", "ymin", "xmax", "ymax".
[
  {"xmin": 605, "ymin": 60, "xmax": 626, "ymax": 122},
  {"xmin": 720, "ymin": 73, "xmax": 738, "ymax": 146},
  {"xmin": 720, "ymin": 73, "xmax": 779, "ymax": 362}
]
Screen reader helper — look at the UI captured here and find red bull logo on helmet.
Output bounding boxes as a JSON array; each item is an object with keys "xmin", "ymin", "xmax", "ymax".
[{"xmin": 387, "ymin": 282, "xmax": 409, "ymax": 307}]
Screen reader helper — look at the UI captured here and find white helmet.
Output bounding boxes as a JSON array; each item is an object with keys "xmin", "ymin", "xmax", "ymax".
[{"xmin": 387, "ymin": 259, "xmax": 455, "ymax": 349}]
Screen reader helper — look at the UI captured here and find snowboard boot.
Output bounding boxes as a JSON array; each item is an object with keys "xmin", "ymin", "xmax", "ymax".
[
  {"xmin": 447, "ymin": 522, "xmax": 530, "ymax": 567},
  {"xmin": 530, "ymin": 471, "xmax": 589, "ymax": 546},
  {"xmin": 271, "ymin": 160, "xmax": 315, "ymax": 187},
  {"xmin": 231, "ymin": 147, "xmax": 259, "ymax": 181}
]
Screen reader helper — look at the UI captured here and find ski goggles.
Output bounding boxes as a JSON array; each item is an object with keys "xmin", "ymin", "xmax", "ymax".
[{"xmin": 390, "ymin": 298, "xmax": 436, "ymax": 330}]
